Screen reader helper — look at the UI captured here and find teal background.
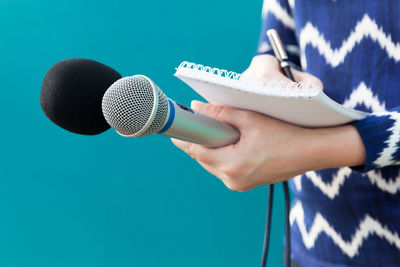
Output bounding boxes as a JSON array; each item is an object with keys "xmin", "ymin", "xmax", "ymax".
[{"xmin": 0, "ymin": 0, "xmax": 287, "ymax": 266}]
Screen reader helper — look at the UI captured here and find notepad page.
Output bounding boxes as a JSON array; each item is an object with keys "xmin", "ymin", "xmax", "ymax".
[{"xmin": 174, "ymin": 62, "xmax": 368, "ymax": 128}]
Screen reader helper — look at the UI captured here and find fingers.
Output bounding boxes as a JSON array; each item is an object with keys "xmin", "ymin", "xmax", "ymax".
[
  {"xmin": 171, "ymin": 102, "xmax": 254, "ymax": 165},
  {"xmin": 171, "ymin": 139, "xmax": 249, "ymax": 192},
  {"xmin": 191, "ymin": 101, "xmax": 253, "ymax": 130},
  {"xmin": 242, "ymin": 54, "xmax": 292, "ymax": 83},
  {"xmin": 243, "ymin": 66, "xmax": 292, "ymax": 83},
  {"xmin": 243, "ymin": 54, "xmax": 324, "ymax": 89},
  {"xmin": 171, "ymin": 138, "xmax": 208, "ymax": 161},
  {"xmin": 170, "ymin": 138, "xmax": 230, "ymax": 165},
  {"xmin": 292, "ymin": 69, "xmax": 323, "ymax": 89},
  {"xmin": 170, "ymin": 138, "xmax": 224, "ymax": 183}
]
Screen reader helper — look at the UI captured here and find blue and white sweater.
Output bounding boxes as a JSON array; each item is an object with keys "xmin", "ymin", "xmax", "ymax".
[{"xmin": 257, "ymin": 1, "xmax": 400, "ymax": 266}]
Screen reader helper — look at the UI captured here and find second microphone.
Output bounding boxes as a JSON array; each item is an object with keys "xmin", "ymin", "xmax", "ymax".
[{"xmin": 102, "ymin": 75, "xmax": 240, "ymax": 148}]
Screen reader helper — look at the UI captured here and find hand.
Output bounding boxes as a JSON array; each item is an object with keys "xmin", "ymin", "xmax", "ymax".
[
  {"xmin": 242, "ymin": 54, "xmax": 323, "ymax": 88},
  {"xmin": 171, "ymin": 55, "xmax": 365, "ymax": 191},
  {"xmin": 172, "ymin": 102, "xmax": 319, "ymax": 191}
]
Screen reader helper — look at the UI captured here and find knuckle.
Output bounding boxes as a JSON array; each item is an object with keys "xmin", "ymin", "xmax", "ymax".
[
  {"xmin": 313, "ymin": 77, "xmax": 323, "ymax": 89},
  {"xmin": 221, "ymin": 163, "xmax": 234, "ymax": 177},
  {"xmin": 211, "ymin": 105, "xmax": 225, "ymax": 120},
  {"xmin": 186, "ymin": 145, "xmax": 208, "ymax": 162},
  {"xmin": 225, "ymin": 181, "xmax": 246, "ymax": 192},
  {"xmin": 185, "ymin": 144, "xmax": 197, "ymax": 158},
  {"xmin": 297, "ymin": 72, "xmax": 323, "ymax": 89},
  {"xmin": 222, "ymin": 162, "xmax": 243, "ymax": 179},
  {"xmin": 225, "ymin": 181, "xmax": 239, "ymax": 191}
]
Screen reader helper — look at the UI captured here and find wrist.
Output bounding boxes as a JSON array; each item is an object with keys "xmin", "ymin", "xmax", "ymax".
[{"xmin": 305, "ymin": 125, "xmax": 366, "ymax": 170}]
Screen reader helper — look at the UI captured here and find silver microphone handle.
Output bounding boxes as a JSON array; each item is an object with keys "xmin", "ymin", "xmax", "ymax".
[{"xmin": 160, "ymin": 100, "xmax": 240, "ymax": 148}]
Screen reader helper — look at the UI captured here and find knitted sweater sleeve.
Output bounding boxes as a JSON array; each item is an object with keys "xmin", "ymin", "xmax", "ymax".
[
  {"xmin": 257, "ymin": 0, "xmax": 300, "ymax": 66},
  {"xmin": 257, "ymin": 1, "xmax": 400, "ymax": 173},
  {"xmin": 352, "ymin": 108, "xmax": 400, "ymax": 172}
]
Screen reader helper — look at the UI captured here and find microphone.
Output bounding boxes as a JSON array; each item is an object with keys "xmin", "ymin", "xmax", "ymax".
[
  {"xmin": 102, "ymin": 75, "xmax": 240, "ymax": 148},
  {"xmin": 40, "ymin": 58, "xmax": 122, "ymax": 135}
]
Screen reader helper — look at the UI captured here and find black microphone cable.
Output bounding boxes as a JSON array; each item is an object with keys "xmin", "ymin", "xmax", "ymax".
[
  {"xmin": 283, "ymin": 181, "xmax": 291, "ymax": 267},
  {"xmin": 260, "ymin": 184, "xmax": 274, "ymax": 267},
  {"xmin": 260, "ymin": 182, "xmax": 291, "ymax": 267}
]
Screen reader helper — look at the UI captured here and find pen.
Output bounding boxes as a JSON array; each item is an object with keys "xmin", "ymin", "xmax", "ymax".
[
  {"xmin": 267, "ymin": 29, "xmax": 295, "ymax": 82},
  {"xmin": 266, "ymin": 28, "xmax": 292, "ymax": 267}
]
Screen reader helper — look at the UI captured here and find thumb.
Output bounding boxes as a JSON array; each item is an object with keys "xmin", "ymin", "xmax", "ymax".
[{"xmin": 191, "ymin": 100, "xmax": 250, "ymax": 130}]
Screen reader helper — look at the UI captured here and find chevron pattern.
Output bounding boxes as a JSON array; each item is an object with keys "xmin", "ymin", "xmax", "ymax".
[
  {"xmin": 258, "ymin": 2, "xmax": 400, "ymax": 264},
  {"xmin": 262, "ymin": 0, "xmax": 295, "ymax": 29},
  {"xmin": 299, "ymin": 14, "xmax": 400, "ymax": 68},
  {"xmin": 292, "ymin": 168, "xmax": 351, "ymax": 199},
  {"xmin": 257, "ymin": 42, "xmax": 271, "ymax": 54},
  {"xmin": 367, "ymin": 170, "xmax": 400, "ymax": 194},
  {"xmin": 373, "ymin": 111, "xmax": 400, "ymax": 167},
  {"xmin": 293, "ymin": 167, "xmax": 400, "ymax": 198},
  {"xmin": 342, "ymin": 82, "xmax": 386, "ymax": 112},
  {"xmin": 290, "ymin": 202, "xmax": 400, "ymax": 257},
  {"xmin": 292, "ymin": 81, "xmax": 400, "ymax": 197}
]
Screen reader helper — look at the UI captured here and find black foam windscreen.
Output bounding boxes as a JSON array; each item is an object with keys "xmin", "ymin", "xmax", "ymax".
[{"xmin": 40, "ymin": 58, "xmax": 122, "ymax": 135}]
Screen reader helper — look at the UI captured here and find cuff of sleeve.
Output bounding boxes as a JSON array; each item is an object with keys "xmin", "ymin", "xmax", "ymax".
[{"xmin": 351, "ymin": 113, "xmax": 395, "ymax": 172}]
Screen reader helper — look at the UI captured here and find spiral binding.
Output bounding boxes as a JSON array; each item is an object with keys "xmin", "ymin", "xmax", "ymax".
[{"xmin": 175, "ymin": 61, "xmax": 321, "ymax": 98}]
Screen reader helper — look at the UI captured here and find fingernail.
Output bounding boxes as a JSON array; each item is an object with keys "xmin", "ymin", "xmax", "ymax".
[{"xmin": 191, "ymin": 100, "xmax": 206, "ymax": 111}]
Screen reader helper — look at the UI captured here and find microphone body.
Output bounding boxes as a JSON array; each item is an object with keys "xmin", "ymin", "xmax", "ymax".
[
  {"xmin": 102, "ymin": 75, "xmax": 240, "ymax": 148},
  {"xmin": 159, "ymin": 99, "xmax": 239, "ymax": 147}
]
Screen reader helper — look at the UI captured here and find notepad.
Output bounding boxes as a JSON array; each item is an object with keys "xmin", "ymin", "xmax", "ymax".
[{"xmin": 174, "ymin": 61, "xmax": 368, "ymax": 128}]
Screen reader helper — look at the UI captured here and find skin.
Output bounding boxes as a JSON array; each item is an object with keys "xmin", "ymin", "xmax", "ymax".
[{"xmin": 171, "ymin": 54, "xmax": 366, "ymax": 192}]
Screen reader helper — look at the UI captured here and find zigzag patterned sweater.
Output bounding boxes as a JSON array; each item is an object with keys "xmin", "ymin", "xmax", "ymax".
[{"xmin": 257, "ymin": 1, "xmax": 400, "ymax": 266}]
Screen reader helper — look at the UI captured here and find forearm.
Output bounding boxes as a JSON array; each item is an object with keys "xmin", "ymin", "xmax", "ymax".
[
  {"xmin": 301, "ymin": 125, "xmax": 366, "ymax": 172},
  {"xmin": 172, "ymin": 102, "xmax": 370, "ymax": 191},
  {"xmin": 297, "ymin": 108, "xmax": 400, "ymax": 174}
]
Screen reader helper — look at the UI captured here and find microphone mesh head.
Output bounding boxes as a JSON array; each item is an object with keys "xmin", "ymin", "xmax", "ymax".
[{"xmin": 102, "ymin": 76, "xmax": 168, "ymax": 136}]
